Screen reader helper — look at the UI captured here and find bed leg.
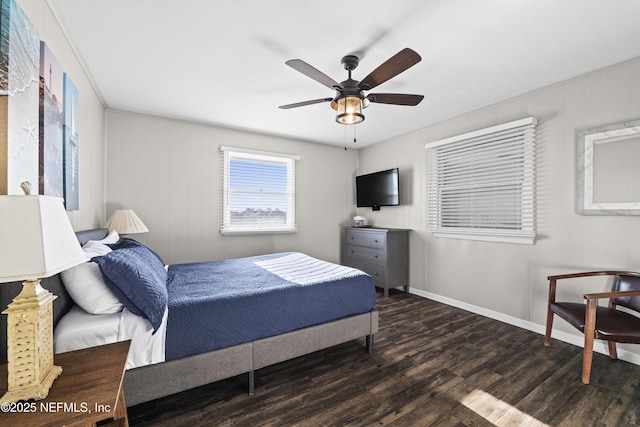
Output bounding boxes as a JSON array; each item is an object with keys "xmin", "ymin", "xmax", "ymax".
[
  {"xmin": 248, "ymin": 370, "xmax": 255, "ymax": 396},
  {"xmin": 366, "ymin": 334, "xmax": 374, "ymax": 353}
]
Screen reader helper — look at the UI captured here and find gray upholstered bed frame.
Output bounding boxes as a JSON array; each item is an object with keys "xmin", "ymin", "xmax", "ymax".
[{"xmin": 0, "ymin": 228, "xmax": 378, "ymax": 407}]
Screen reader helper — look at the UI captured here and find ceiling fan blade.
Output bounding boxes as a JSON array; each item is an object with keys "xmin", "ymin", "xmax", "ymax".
[
  {"xmin": 279, "ymin": 98, "xmax": 333, "ymax": 109},
  {"xmin": 285, "ymin": 59, "xmax": 341, "ymax": 90},
  {"xmin": 359, "ymin": 48, "xmax": 421, "ymax": 91},
  {"xmin": 367, "ymin": 93, "xmax": 424, "ymax": 106}
]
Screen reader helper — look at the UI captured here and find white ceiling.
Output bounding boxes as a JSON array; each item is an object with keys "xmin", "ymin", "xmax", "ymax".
[{"xmin": 50, "ymin": 0, "xmax": 640, "ymax": 148}]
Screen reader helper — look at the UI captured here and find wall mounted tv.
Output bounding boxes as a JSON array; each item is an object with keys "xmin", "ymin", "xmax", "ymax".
[{"xmin": 356, "ymin": 168, "xmax": 400, "ymax": 211}]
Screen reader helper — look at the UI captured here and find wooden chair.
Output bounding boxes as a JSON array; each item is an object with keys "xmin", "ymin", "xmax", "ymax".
[{"xmin": 544, "ymin": 271, "xmax": 640, "ymax": 384}]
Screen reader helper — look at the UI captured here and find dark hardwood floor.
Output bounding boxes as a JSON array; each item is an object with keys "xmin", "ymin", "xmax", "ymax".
[{"xmin": 128, "ymin": 290, "xmax": 640, "ymax": 426}]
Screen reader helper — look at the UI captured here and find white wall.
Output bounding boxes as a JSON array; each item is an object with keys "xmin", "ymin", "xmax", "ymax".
[
  {"xmin": 358, "ymin": 56, "xmax": 640, "ymax": 361},
  {"xmin": 20, "ymin": 0, "xmax": 107, "ymax": 230},
  {"xmin": 105, "ymin": 110, "xmax": 358, "ymax": 265}
]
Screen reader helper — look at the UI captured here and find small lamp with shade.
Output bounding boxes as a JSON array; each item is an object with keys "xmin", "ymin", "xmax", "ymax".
[
  {"xmin": 0, "ymin": 194, "xmax": 86, "ymax": 403},
  {"xmin": 104, "ymin": 209, "xmax": 149, "ymax": 235}
]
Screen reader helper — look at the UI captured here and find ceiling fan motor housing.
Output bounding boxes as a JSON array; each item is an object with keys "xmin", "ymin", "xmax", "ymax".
[
  {"xmin": 331, "ymin": 55, "xmax": 368, "ymax": 111},
  {"xmin": 330, "ymin": 79, "xmax": 369, "ymax": 110}
]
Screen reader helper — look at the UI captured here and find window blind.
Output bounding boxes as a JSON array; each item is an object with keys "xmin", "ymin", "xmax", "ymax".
[
  {"xmin": 425, "ymin": 117, "xmax": 537, "ymax": 244},
  {"xmin": 220, "ymin": 146, "xmax": 299, "ymax": 235}
]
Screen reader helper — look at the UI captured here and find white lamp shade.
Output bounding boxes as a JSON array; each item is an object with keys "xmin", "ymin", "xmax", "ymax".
[
  {"xmin": 105, "ymin": 209, "xmax": 149, "ymax": 234},
  {"xmin": 0, "ymin": 196, "xmax": 86, "ymax": 283}
]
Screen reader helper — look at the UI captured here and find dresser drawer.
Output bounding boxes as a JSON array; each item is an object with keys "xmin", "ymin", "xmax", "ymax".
[
  {"xmin": 345, "ymin": 229, "xmax": 386, "ymax": 249},
  {"xmin": 348, "ymin": 258, "xmax": 386, "ymax": 285},
  {"xmin": 346, "ymin": 244, "xmax": 385, "ymax": 264}
]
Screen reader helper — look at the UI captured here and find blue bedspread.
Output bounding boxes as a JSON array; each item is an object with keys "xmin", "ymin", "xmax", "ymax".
[{"xmin": 165, "ymin": 252, "xmax": 376, "ymax": 361}]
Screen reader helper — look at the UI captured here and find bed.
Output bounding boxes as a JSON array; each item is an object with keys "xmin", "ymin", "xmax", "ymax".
[{"xmin": 1, "ymin": 228, "xmax": 378, "ymax": 406}]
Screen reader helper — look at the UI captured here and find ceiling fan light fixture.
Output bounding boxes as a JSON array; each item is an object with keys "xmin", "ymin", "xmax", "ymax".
[
  {"xmin": 280, "ymin": 48, "xmax": 422, "ymax": 126},
  {"xmin": 335, "ymin": 96, "xmax": 364, "ymax": 125}
]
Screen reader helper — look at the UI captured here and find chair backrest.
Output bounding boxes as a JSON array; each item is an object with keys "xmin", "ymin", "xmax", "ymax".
[{"xmin": 612, "ymin": 274, "xmax": 640, "ymax": 313}]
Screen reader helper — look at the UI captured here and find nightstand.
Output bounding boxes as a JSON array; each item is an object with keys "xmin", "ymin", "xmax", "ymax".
[{"xmin": 0, "ymin": 340, "xmax": 130, "ymax": 427}]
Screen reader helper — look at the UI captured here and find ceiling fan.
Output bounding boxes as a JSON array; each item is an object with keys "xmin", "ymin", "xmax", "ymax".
[{"xmin": 279, "ymin": 48, "xmax": 424, "ymax": 125}]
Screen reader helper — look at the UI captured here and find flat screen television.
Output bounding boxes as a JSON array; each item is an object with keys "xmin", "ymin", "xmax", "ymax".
[{"xmin": 356, "ymin": 168, "xmax": 400, "ymax": 211}]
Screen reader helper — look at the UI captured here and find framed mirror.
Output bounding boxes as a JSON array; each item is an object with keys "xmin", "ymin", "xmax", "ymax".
[{"xmin": 576, "ymin": 118, "xmax": 640, "ymax": 215}]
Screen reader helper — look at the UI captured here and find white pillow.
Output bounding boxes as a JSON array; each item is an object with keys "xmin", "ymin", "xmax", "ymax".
[
  {"xmin": 82, "ymin": 240, "xmax": 112, "ymax": 257},
  {"xmin": 99, "ymin": 229, "xmax": 120, "ymax": 244},
  {"xmin": 60, "ymin": 241, "xmax": 123, "ymax": 314}
]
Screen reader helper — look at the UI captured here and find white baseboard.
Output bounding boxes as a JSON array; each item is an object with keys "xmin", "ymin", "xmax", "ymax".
[{"xmin": 408, "ymin": 288, "xmax": 640, "ymax": 367}]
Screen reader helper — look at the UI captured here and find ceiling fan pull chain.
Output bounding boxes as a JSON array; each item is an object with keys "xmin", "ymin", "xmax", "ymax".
[
  {"xmin": 344, "ymin": 124, "xmax": 347, "ymax": 151},
  {"xmin": 353, "ymin": 124, "xmax": 357, "ymax": 144}
]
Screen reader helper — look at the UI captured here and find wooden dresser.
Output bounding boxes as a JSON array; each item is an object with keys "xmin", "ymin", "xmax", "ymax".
[{"xmin": 344, "ymin": 227, "xmax": 409, "ymax": 297}]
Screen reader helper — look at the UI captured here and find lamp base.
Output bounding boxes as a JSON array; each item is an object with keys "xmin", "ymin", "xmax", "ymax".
[
  {"xmin": 1, "ymin": 279, "xmax": 61, "ymax": 403},
  {"xmin": 0, "ymin": 365, "xmax": 62, "ymax": 403}
]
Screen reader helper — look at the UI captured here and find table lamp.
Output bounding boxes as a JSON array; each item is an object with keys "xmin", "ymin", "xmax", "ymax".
[
  {"xmin": 105, "ymin": 209, "xmax": 149, "ymax": 235},
  {"xmin": 0, "ymin": 195, "xmax": 86, "ymax": 403}
]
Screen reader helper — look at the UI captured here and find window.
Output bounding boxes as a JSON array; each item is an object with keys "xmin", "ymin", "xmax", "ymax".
[
  {"xmin": 220, "ymin": 146, "xmax": 298, "ymax": 235},
  {"xmin": 425, "ymin": 117, "xmax": 537, "ymax": 244}
]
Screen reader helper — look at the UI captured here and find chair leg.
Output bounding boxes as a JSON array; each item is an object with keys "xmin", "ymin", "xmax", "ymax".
[
  {"xmin": 544, "ymin": 309, "xmax": 554, "ymax": 347},
  {"xmin": 582, "ymin": 299, "xmax": 597, "ymax": 384},
  {"xmin": 545, "ymin": 278, "xmax": 557, "ymax": 347},
  {"xmin": 582, "ymin": 335, "xmax": 594, "ymax": 384},
  {"xmin": 608, "ymin": 341, "xmax": 618, "ymax": 360}
]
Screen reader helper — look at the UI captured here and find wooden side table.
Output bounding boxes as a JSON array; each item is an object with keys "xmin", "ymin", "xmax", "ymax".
[{"xmin": 0, "ymin": 340, "xmax": 130, "ymax": 427}]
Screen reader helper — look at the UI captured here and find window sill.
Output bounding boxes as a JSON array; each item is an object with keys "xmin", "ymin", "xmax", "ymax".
[{"xmin": 221, "ymin": 227, "xmax": 297, "ymax": 236}]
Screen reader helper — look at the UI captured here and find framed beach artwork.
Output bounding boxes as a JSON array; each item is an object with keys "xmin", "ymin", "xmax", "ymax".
[
  {"xmin": 0, "ymin": 0, "xmax": 40, "ymax": 195},
  {"xmin": 62, "ymin": 73, "xmax": 79, "ymax": 210},
  {"xmin": 39, "ymin": 41, "xmax": 64, "ymax": 197}
]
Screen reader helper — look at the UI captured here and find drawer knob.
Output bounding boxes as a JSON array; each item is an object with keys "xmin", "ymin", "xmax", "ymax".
[
  {"xmin": 373, "ymin": 272, "xmax": 378, "ymax": 276},
  {"xmin": 374, "ymin": 255, "xmax": 378, "ymax": 258}
]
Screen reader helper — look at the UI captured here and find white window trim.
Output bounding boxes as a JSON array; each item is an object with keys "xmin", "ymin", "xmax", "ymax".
[
  {"xmin": 220, "ymin": 146, "xmax": 299, "ymax": 235},
  {"xmin": 425, "ymin": 117, "xmax": 537, "ymax": 245}
]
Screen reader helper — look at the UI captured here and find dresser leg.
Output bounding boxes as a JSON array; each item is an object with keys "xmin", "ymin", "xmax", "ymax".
[{"xmin": 114, "ymin": 387, "xmax": 129, "ymax": 426}]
